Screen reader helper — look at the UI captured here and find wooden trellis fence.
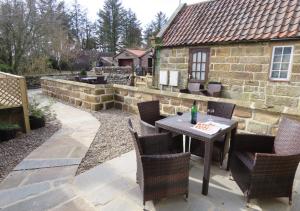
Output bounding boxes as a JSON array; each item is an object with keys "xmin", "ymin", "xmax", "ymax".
[{"xmin": 0, "ymin": 72, "xmax": 30, "ymax": 133}]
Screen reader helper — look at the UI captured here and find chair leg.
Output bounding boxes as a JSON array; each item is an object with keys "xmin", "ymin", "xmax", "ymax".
[
  {"xmin": 289, "ymin": 195, "xmax": 292, "ymax": 205},
  {"xmin": 219, "ymin": 151, "xmax": 223, "ymax": 168}
]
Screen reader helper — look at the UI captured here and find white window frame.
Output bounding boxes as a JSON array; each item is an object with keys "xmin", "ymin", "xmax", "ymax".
[{"xmin": 269, "ymin": 45, "xmax": 294, "ymax": 81}]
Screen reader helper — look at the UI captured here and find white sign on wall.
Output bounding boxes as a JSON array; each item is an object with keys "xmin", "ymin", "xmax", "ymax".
[
  {"xmin": 159, "ymin": 71, "xmax": 168, "ymax": 85},
  {"xmin": 169, "ymin": 71, "xmax": 179, "ymax": 87}
]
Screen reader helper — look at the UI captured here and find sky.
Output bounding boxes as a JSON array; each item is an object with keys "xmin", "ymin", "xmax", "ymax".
[{"xmin": 65, "ymin": 0, "xmax": 205, "ymax": 27}]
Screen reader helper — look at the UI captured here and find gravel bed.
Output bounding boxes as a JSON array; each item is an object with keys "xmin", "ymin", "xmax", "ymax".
[
  {"xmin": 76, "ymin": 109, "xmax": 140, "ymax": 175},
  {"xmin": 0, "ymin": 120, "xmax": 61, "ymax": 182}
]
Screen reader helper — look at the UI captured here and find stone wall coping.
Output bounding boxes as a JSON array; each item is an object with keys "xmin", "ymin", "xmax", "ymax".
[
  {"xmin": 41, "ymin": 77, "xmax": 112, "ymax": 89},
  {"xmin": 113, "ymin": 84, "xmax": 300, "ymax": 117}
]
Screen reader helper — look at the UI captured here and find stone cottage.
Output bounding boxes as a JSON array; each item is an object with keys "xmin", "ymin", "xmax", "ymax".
[
  {"xmin": 154, "ymin": 0, "xmax": 300, "ymax": 109},
  {"xmin": 114, "ymin": 49, "xmax": 153, "ymax": 74}
]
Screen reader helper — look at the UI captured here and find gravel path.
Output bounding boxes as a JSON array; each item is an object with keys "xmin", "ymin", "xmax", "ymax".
[
  {"xmin": 0, "ymin": 120, "xmax": 61, "ymax": 182},
  {"xmin": 76, "ymin": 109, "xmax": 140, "ymax": 175}
]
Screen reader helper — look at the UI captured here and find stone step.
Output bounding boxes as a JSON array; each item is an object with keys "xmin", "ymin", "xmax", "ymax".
[
  {"xmin": 1, "ymin": 185, "xmax": 77, "ymax": 211},
  {"xmin": 14, "ymin": 158, "xmax": 81, "ymax": 171}
]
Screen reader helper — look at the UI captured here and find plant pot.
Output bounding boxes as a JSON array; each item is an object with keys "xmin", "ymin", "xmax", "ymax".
[
  {"xmin": 0, "ymin": 129, "xmax": 18, "ymax": 141},
  {"xmin": 29, "ymin": 115, "xmax": 45, "ymax": 130}
]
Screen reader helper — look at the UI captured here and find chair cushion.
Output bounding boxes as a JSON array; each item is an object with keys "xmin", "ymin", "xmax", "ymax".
[{"xmin": 234, "ymin": 151, "xmax": 255, "ymax": 170}]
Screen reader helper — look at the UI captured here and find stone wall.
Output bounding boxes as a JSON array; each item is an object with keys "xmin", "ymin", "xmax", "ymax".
[
  {"xmin": 41, "ymin": 77, "xmax": 114, "ymax": 111},
  {"xmin": 113, "ymin": 84, "xmax": 300, "ymax": 136},
  {"xmin": 156, "ymin": 40, "xmax": 300, "ymax": 109},
  {"xmin": 40, "ymin": 77, "xmax": 300, "ymax": 136}
]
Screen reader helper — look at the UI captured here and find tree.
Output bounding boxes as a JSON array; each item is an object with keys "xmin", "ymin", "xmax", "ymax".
[
  {"xmin": 0, "ymin": 0, "xmax": 73, "ymax": 73},
  {"xmin": 144, "ymin": 11, "xmax": 168, "ymax": 47},
  {"xmin": 121, "ymin": 9, "xmax": 142, "ymax": 48},
  {"xmin": 96, "ymin": 0, "xmax": 124, "ymax": 53}
]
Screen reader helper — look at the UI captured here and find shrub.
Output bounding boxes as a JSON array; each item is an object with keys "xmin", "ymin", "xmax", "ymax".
[
  {"xmin": 79, "ymin": 70, "xmax": 87, "ymax": 76},
  {"xmin": 0, "ymin": 63, "xmax": 13, "ymax": 73},
  {"xmin": 0, "ymin": 122, "xmax": 20, "ymax": 130}
]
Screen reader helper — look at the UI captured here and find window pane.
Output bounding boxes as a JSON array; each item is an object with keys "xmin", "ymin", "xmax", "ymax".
[
  {"xmin": 272, "ymin": 63, "xmax": 280, "ymax": 70},
  {"xmin": 281, "ymin": 63, "xmax": 289, "ymax": 70},
  {"xmin": 197, "ymin": 64, "xmax": 201, "ymax": 72},
  {"xmin": 273, "ymin": 55, "xmax": 282, "ymax": 62},
  {"xmin": 282, "ymin": 54, "xmax": 290, "ymax": 62},
  {"xmin": 280, "ymin": 71, "xmax": 288, "ymax": 79},
  {"xmin": 202, "ymin": 53, "xmax": 207, "ymax": 62},
  {"xmin": 271, "ymin": 71, "xmax": 279, "ymax": 78},
  {"xmin": 193, "ymin": 53, "xmax": 197, "ymax": 62},
  {"xmin": 192, "ymin": 63, "xmax": 196, "ymax": 71},
  {"xmin": 201, "ymin": 63, "xmax": 206, "ymax": 72},
  {"xmin": 274, "ymin": 47, "xmax": 283, "ymax": 55},
  {"xmin": 192, "ymin": 72, "xmax": 196, "ymax": 79},
  {"xmin": 283, "ymin": 47, "xmax": 292, "ymax": 55},
  {"xmin": 196, "ymin": 72, "xmax": 200, "ymax": 80},
  {"xmin": 197, "ymin": 52, "xmax": 201, "ymax": 63},
  {"xmin": 201, "ymin": 72, "xmax": 205, "ymax": 81}
]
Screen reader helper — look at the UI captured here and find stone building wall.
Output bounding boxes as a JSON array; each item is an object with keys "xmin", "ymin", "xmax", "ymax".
[
  {"xmin": 41, "ymin": 77, "xmax": 114, "ymax": 111},
  {"xmin": 156, "ymin": 40, "xmax": 300, "ymax": 109},
  {"xmin": 113, "ymin": 84, "xmax": 300, "ymax": 136}
]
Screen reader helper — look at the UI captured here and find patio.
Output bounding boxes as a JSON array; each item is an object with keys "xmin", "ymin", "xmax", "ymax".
[{"xmin": 0, "ymin": 90, "xmax": 299, "ymax": 211}]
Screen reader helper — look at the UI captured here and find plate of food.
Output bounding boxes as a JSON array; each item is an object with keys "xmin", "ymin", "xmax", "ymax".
[{"xmin": 192, "ymin": 121, "xmax": 227, "ymax": 135}]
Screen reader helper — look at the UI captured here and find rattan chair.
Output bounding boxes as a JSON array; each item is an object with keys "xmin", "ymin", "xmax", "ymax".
[
  {"xmin": 230, "ymin": 117, "xmax": 300, "ymax": 203},
  {"xmin": 137, "ymin": 100, "xmax": 183, "ymax": 152},
  {"xmin": 137, "ymin": 100, "xmax": 165, "ymax": 126},
  {"xmin": 180, "ymin": 82, "xmax": 205, "ymax": 95},
  {"xmin": 190, "ymin": 101, "xmax": 235, "ymax": 166},
  {"xmin": 200, "ymin": 82, "xmax": 222, "ymax": 97},
  {"xmin": 128, "ymin": 119, "xmax": 190, "ymax": 205}
]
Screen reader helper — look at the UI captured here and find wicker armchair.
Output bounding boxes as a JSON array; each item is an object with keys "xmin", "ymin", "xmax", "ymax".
[
  {"xmin": 200, "ymin": 82, "xmax": 222, "ymax": 97},
  {"xmin": 190, "ymin": 101, "xmax": 235, "ymax": 166},
  {"xmin": 230, "ymin": 118, "xmax": 300, "ymax": 203},
  {"xmin": 137, "ymin": 100, "xmax": 165, "ymax": 126},
  {"xmin": 138, "ymin": 100, "xmax": 183, "ymax": 152},
  {"xmin": 128, "ymin": 119, "xmax": 191, "ymax": 205},
  {"xmin": 180, "ymin": 82, "xmax": 205, "ymax": 95}
]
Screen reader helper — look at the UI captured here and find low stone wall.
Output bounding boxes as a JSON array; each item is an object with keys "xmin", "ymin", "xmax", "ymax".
[
  {"xmin": 113, "ymin": 84, "xmax": 300, "ymax": 136},
  {"xmin": 41, "ymin": 77, "xmax": 300, "ymax": 136},
  {"xmin": 41, "ymin": 77, "xmax": 114, "ymax": 111}
]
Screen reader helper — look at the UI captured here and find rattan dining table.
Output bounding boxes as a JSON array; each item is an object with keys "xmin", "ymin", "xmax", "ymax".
[{"xmin": 155, "ymin": 112, "xmax": 238, "ymax": 195}]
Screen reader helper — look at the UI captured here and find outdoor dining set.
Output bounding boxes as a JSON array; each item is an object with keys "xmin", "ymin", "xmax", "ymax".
[
  {"xmin": 128, "ymin": 100, "xmax": 300, "ymax": 206},
  {"xmin": 74, "ymin": 75, "xmax": 108, "ymax": 84}
]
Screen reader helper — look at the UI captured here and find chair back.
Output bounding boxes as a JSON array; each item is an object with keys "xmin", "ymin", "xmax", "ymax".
[
  {"xmin": 274, "ymin": 118, "xmax": 300, "ymax": 155},
  {"xmin": 207, "ymin": 101, "xmax": 235, "ymax": 119},
  {"xmin": 188, "ymin": 82, "xmax": 203, "ymax": 92},
  {"xmin": 207, "ymin": 82, "xmax": 222, "ymax": 97},
  {"xmin": 137, "ymin": 100, "xmax": 160, "ymax": 126},
  {"xmin": 128, "ymin": 119, "xmax": 143, "ymax": 155}
]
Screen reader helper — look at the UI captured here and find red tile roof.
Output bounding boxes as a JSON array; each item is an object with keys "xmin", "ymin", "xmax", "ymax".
[
  {"xmin": 161, "ymin": 0, "xmax": 300, "ymax": 47},
  {"xmin": 126, "ymin": 49, "xmax": 147, "ymax": 57}
]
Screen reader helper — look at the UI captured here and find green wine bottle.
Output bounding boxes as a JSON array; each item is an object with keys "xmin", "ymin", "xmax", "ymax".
[{"xmin": 191, "ymin": 100, "xmax": 197, "ymax": 124}]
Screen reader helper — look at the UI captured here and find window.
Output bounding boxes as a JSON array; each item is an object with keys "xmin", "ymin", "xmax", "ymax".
[
  {"xmin": 270, "ymin": 46, "xmax": 293, "ymax": 81},
  {"xmin": 189, "ymin": 48, "xmax": 209, "ymax": 82}
]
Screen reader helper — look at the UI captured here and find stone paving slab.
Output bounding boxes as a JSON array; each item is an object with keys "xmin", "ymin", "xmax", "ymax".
[
  {"xmin": 14, "ymin": 158, "xmax": 81, "ymax": 171},
  {"xmin": 0, "ymin": 182, "xmax": 51, "ymax": 208},
  {"xmin": 50, "ymin": 196, "xmax": 97, "ymax": 211},
  {"xmin": 1, "ymin": 185, "xmax": 77, "ymax": 211}
]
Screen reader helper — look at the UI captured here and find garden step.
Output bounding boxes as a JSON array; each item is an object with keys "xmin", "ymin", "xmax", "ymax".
[
  {"xmin": 14, "ymin": 158, "xmax": 81, "ymax": 171},
  {"xmin": 1, "ymin": 185, "xmax": 78, "ymax": 211}
]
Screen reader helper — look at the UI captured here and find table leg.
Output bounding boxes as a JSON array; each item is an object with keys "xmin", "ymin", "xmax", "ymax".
[
  {"xmin": 202, "ymin": 140, "xmax": 214, "ymax": 195},
  {"xmin": 222, "ymin": 131, "xmax": 231, "ymax": 168},
  {"xmin": 188, "ymin": 137, "xmax": 191, "ymax": 152},
  {"xmin": 183, "ymin": 135, "xmax": 186, "ymax": 153},
  {"xmin": 227, "ymin": 127, "xmax": 237, "ymax": 171}
]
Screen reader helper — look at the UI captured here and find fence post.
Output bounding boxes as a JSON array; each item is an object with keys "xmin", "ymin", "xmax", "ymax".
[{"xmin": 19, "ymin": 78, "xmax": 31, "ymax": 133}]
